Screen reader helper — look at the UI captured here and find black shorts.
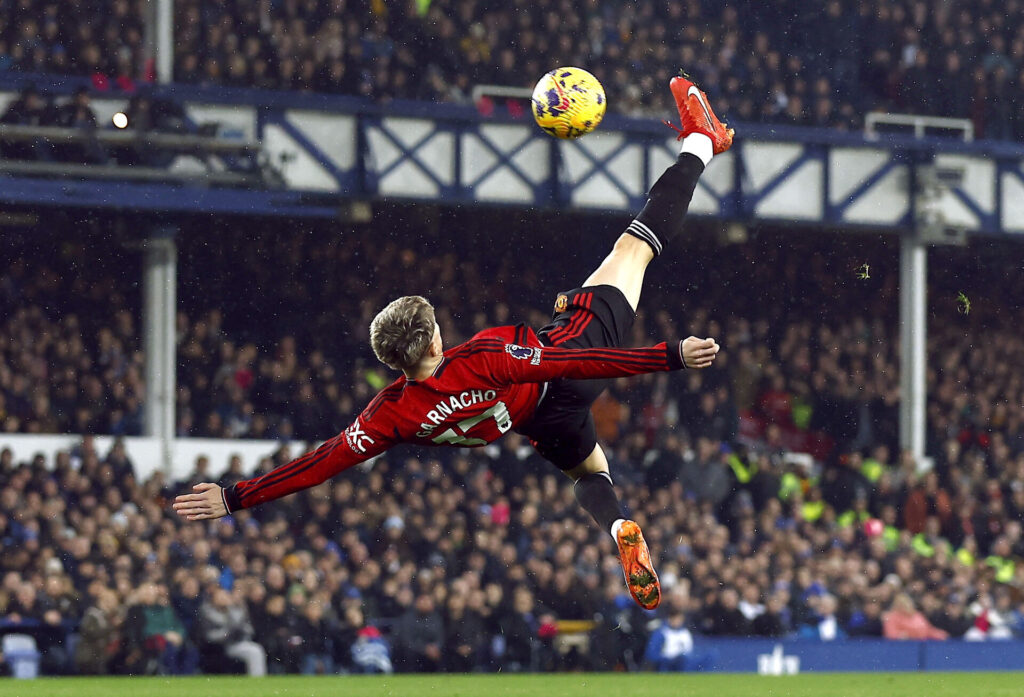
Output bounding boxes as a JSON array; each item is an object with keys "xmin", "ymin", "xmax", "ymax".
[{"xmin": 516, "ymin": 284, "xmax": 636, "ymax": 470}]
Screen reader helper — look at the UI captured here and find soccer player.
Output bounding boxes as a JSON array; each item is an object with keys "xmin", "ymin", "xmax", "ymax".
[{"xmin": 174, "ymin": 76, "xmax": 734, "ymax": 611}]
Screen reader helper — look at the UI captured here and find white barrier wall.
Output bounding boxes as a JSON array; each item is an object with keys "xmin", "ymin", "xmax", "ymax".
[{"xmin": 0, "ymin": 434, "xmax": 311, "ymax": 482}]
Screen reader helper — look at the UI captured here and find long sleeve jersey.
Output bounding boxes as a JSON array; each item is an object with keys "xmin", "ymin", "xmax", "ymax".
[{"xmin": 223, "ymin": 323, "xmax": 686, "ymax": 512}]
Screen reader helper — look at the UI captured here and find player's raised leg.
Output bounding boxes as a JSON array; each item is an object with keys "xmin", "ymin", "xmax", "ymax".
[
  {"xmin": 582, "ymin": 73, "xmax": 734, "ymax": 312},
  {"xmin": 566, "ymin": 445, "xmax": 661, "ymax": 609},
  {"xmin": 557, "ymin": 75, "xmax": 734, "ymax": 610},
  {"xmin": 525, "ymin": 75, "xmax": 733, "ymax": 610}
]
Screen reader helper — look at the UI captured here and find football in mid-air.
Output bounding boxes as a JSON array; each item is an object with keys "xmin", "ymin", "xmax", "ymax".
[{"xmin": 531, "ymin": 67, "xmax": 606, "ymax": 139}]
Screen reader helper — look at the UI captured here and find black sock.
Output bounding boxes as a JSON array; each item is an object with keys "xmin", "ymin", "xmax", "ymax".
[
  {"xmin": 573, "ymin": 472, "xmax": 624, "ymax": 533},
  {"xmin": 626, "ymin": 152, "xmax": 705, "ymax": 256}
]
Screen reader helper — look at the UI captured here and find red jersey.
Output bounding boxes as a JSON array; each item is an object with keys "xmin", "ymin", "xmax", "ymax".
[{"xmin": 223, "ymin": 324, "xmax": 686, "ymax": 512}]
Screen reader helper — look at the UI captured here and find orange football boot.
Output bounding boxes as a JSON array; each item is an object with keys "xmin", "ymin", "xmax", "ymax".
[
  {"xmin": 666, "ymin": 72, "xmax": 735, "ymax": 154},
  {"xmin": 615, "ymin": 520, "xmax": 661, "ymax": 610}
]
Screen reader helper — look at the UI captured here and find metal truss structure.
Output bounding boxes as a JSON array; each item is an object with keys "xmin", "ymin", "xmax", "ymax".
[{"xmin": 0, "ymin": 75, "xmax": 1021, "ymax": 237}]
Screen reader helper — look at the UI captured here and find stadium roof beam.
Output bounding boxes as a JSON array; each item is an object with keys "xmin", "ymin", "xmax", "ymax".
[{"xmin": 143, "ymin": 227, "xmax": 177, "ymax": 473}]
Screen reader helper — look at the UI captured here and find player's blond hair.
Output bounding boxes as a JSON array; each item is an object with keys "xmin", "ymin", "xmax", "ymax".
[{"xmin": 369, "ymin": 296, "xmax": 436, "ymax": 371}]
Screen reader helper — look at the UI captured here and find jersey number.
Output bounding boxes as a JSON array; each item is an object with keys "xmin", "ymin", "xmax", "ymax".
[{"xmin": 431, "ymin": 402, "xmax": 512, "ymax": 446}]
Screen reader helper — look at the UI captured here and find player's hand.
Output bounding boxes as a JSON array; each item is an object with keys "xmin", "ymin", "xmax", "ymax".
[
  {"xmin": 172, "ymin": 482, "xmax": 228, "ymax": 521},
  {"xmin": 681, "ymin": 336, "xmax": 720, "ymax": 369}
]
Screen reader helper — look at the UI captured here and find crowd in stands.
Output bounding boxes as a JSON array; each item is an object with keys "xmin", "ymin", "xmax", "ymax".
[
  {"xmin": 3, "ymin": 0, "xmax": 1024, "ymax": 139},
  {"xmin": 1, "ymin": 213, "xmax": 1024, "ymax": 673},
  {"xmin": 0, "ymin": 0, "xmax": 146, "ymax": 90},
  {"xmin": 5, "ymin": 211, "xmax": 1022, "ymax": 458},
  {"xmin": 2, "ymin": 419, "xmax": 1024, "ymax": 675}
]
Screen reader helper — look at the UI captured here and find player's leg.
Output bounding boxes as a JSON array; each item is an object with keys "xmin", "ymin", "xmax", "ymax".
[
  {"xmin": 563, "ymin": 443, "xmax": 618, "ymax": 531},
  {"xmin": 521, "ymin": 382, "xmax": 662, "ymax": 609},
  {"xmin": 565, "ymin": 444, "xmax": 662, "ymax": 610},
  {"xmin": 581, "ymin": 74, "xmax": 734, "ymax": 312},
  {"xmin": 579, "ymin": 234, "xmax": 653, "ymax": 312},
  {"xmin": 523, "ymin": 75, "xmax": 734, "ymax": 610}
]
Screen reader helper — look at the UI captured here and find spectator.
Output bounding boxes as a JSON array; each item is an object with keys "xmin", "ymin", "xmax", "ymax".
[
  {"xmin": 681, "ymin": 439, "xmax": 732, "ymax": 508},
  {"xmin": 74, "ymin": 588, "xmax": 121, "ymax": 675},
  {"xmin": 883, "ymin": 594, "xmax": 948, "ymax": 641},
  {"xmin": 297, "ymin": 598, "xmax": 334, "ymax": 675},
  {"xmin": 393, "ymin": 594, "xmax": 444, "ymax": 673},
  {"xmin": 252, "ymin": 594, "xmax": 303, "ymax": 674},
  {"xmin": 752, "ymin": 592, "xmax": 791, "ymax": 638},
  {"xmin": 4, "ymin": 578, "xmax": 67, "ymax": 673},
  {"xmin": 931, "ymin": 595, "xmax": 974, "ymax": 639},
  {"xmin": 703, "ymin": 588, "xmax": 751, "ymax": 636},
  {"xmin": 217, "ymin": 455, "xmax": 247, "ymax": 489},
  {"xmin": 498, "ymin": 585, "xmax": 551, "ymax": 672},
  {"xmin": 199, "ymin": 588, "xmax": 267, "ymax": 677},
  {"xmin": 120, "ymin": 582, "xmax": 194, "ymax": 675},
  {"xmin": 182, "ymin": 456, "xmax": 213, "ymax": 491},
  {"xmin": 170, "ymin": 576, "xmax": 203, "ymax": 647},
  {"xmin": 643, "ymin": 609, "xmax": 693, "ymax": 672},
  {"xmin": 903, "ymin": 471, "xmax": 952, "ymax": 534},
  {"xmin": 4, "ymin": 581, "xmax": 50, "ymax": 623},
  {"xmin": 0, "ymin": 85, "xmax": 55, "ymax": 160},
  {"xmin": 442, "ymin": 592, "xmax": 485, "ymax": 672},
  {"xmin": 965, "ymin": 591, "xmax": 1017, "ymax": 641},
  {"xmin": 847, "ymin": 599, "xmax": 885, "ymax": 638},
  {"xmin": 590, "ymin": 580, "xmax": 647, "ymax": 671},
  {"xmin": 53, "ymin": 87, "xmax": 105, "ymax": 164},
  {"xmin": 351, "ymin": 624, "xmax": 393, "ymax": 675},
  {"xmin": 798, "ymin": 594, "xmax": 846, "ymax": 641}
]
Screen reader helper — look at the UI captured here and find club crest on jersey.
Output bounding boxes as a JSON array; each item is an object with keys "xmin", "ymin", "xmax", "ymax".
[
  {"xmin": 345, "ymin": 420, "xmax": 375, "ymax": 454},
  {"xmin": 554, "ymin": 294, "xmax": 568, "ymax": 313},
  {"xmin": 505, "ymin": 343, "xmax": 542, "ymax": 365}
]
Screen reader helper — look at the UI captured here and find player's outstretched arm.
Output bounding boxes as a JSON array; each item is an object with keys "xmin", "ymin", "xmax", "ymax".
[
  {"xmin": 493, "ymin": 335, "xmax": 720, "ymax": 385},
  {"xmin": 174, "ymin": 415, "xmax": 394, "ymax": 520}
]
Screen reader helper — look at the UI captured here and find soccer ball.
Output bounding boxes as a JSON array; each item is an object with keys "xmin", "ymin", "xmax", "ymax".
[{"xmin": 531, "ymin": 67, "xmax": 606, "ymax": 139}]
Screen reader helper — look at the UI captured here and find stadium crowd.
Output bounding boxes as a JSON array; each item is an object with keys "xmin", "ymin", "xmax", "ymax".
[
  {"xmin": 4, "ymin": 213, "xmax": 1022, "ymax": 459},
  {"xmin": 1, "ymin": 215, "xmax": 1023, "ymax": 674},
  {"xmin": 1, "ymin": 0, "xmax": 1024, "ymax": 138},
  {"xmin": 1, "ymin": 0, "xmax": 1023, "ymax": 678}
]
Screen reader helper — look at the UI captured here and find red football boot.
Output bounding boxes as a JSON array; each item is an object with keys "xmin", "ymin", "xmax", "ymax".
[
  {"xmin": 615, "ymin": 520, "xmax": 661, "ymax": 610},
  {"xmin": 666, "ymin": 72, "xmax": 735, "ymax": 154}
]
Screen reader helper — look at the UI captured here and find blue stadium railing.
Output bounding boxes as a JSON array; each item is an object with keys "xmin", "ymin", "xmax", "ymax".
[{"xmin": 1, "ymin": 72, "xmax": 1022, "ymax": 238}]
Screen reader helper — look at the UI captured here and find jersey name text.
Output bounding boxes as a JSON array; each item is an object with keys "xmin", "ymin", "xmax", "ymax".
[{"xmin": 415, "ymin": 389, "xmax": 499, "ymax": 437}]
